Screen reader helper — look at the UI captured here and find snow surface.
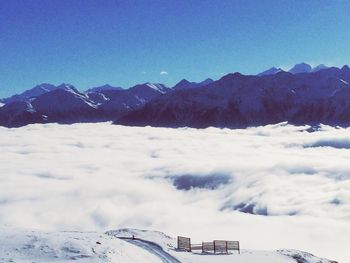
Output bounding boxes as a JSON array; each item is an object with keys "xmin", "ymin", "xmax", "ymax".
[
  {"xmin": 107, "ymin": 229, "xmax": 300, "ymax": 263},
  {"xmin": 0, "ymin": 227, "xmax": 335, "ymax": 263},
  {"xmin": 0, "ymin": 226, "xmax": 162, "ymax": 263},
  {"xmin": 0, "ymin": 123, "xmax": 347, "ymax": 262}
]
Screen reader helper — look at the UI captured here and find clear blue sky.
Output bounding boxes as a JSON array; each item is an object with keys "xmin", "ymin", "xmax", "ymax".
[{"xmin": 1, "ymin": 0, "xmax": 350, "ymax": 97}]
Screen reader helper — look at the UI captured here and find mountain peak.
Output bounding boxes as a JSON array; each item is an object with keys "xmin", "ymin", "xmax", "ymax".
[
  {"xmin": 199, "ymin": 78, "xmax": 214, "ymax": 86},
  {"xmin": 1, "ymin": 83, "xmax": 57, "ymax": 104},
  {"xmin": 129, "ymin": 83, "xmax": 170, "ymax": 95},
  {"xmin": 56, "ymin": 83, "xmax": 75, "ymax": 90},
  {"xmin": 173, "ymin": 78, "xmax": 213, "ymax": 90},
  {"xmin": 258, "ymin": 63, "xmax": 331, "ymax": 76},
  {"xmin": 258, "ymin": 67, "xmax": 283, "ymax": 76},
  {"xmin": 177, "ymin": 79, "xmax": 192, "ymax": 85},
  {"xmin": 312, "ymin": 64, "xmax": 329, "ymax": 72},
  {"xmin": 145, "ymin": 83, "xmax": 169, "ymax": 93},
  {"xmin": 288, "ymin": 63, "xmax": 312, "ymax": 74},
  {"xmin": 33, "ymin": 83, "xmax": 56, "ymax": 90},
  {"xmin": 173, "ymin": 79, "xmax": 194, "ymax": 90},
  {"xmin": 86, "ymin": 84, "xmax": 122, "ymax": 93},
  {"xmin": 341, "ymin": 65, "xmax": 350, "ymax": 71},
  {"xmin": 55, "ymin": 83, "xmax": 81, "ymax": 95}
]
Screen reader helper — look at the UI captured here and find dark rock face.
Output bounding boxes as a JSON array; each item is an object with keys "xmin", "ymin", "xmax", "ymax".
[
  {"xmin": 0, "ymin": 101, "xmax": 46, "ymax": 127},
  {"xmin": 172, "ymin": 78, "xmax": 214, "ymax": 90}
]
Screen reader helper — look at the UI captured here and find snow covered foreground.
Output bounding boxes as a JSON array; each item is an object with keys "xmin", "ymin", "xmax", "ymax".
[{"xmin": 0, "ymin": 227, "xmax": 336, "ymax": 263}]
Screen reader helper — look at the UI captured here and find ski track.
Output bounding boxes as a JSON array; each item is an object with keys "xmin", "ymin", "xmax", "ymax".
[{"xmin": 121, "ymin": 238, "xmax": 181, "ymax": 263}]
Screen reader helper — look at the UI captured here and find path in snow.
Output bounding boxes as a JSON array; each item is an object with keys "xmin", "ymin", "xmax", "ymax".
[{"xmin": 120, "ymin": 237, "xmax": 181, "ymax": 263}]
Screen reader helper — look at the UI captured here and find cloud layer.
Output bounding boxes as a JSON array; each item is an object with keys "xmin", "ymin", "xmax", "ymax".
[{"xmin": 0, "ymin": 123, "xmax": 349, "ymax": 262}]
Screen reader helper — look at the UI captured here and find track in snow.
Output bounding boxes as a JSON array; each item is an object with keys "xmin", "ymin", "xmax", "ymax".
[{"xmin": 120, "ymin": 238, "xmax": 181, "ymax": 263}]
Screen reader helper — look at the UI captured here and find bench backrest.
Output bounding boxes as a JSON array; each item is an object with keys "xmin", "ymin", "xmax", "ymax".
[
  {"xmin": 213, "ymin": 240, "xmax": 227, "ymax": 253},
  {"xmin": 227, "ymin": 241, "xmax": 240, "ymax": 250},
  {"xmin": 202, "ymin": 242, "xmax": 214, "ymax": 252},
  {"xmin": 177, "ymin": 236, "xmax": 191, "ymax": 251}
]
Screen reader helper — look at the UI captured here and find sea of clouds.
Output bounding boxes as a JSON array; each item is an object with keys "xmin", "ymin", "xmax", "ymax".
[{"xmin": 0, "ymin": 122, "xmax": 349, "ymax": 262}]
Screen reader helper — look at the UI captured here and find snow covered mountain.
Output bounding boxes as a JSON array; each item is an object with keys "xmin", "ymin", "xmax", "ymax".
[
  {"xmin": 118, "ymin": 65, "xmax": 350, "ymax": 128},
  {"xmin": 129, "ymin": 83, "xmax": 171, "ymax": 97},
  {"xmin": 0, "ymin": 83, "xmax": 58, "ymax": 104},
  {"xmin": 0, "ymin": 82, "xmax": 172, "ymax": 127},
  {"xmin": 0, "ymin": 227, "xmax": 337, "ymax": 263},
  {"xmin": 2, "ymin": 65, "xmax": 350, "ymax": 128},
  {"xmin": 90, "ymin": 83, "xmax": 171, "ymax": 119},
  {"xmin": 31, "ymin": 84, "xmax": 101, "ymax": 123}
]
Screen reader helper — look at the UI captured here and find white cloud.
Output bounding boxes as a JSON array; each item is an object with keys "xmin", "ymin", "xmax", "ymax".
[
  {"xmin": 160, "ymin": 71, "xmax": 168, "ymax": 75},
  {"xmin": 0, "ymin": 123, "xmax": 349, "ymax": 262}
]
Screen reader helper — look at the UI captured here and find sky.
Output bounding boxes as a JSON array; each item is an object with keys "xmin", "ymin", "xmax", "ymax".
[{"xmin": 1, "ymin": 0, "xmax": 350, "ymax": 97}]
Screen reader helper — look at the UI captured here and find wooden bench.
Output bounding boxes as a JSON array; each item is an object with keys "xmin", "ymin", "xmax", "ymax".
[
  {"xmin": 214, "ymin": 240, "xmax": 240, "ymax": 254},
  {"xmin": 191, "ymin": 243, "xmax": 202, "ymax": 250},
  {"xmin": 202, "ymin": 241, "xmax": 214, "ymax": 253},
  {"xmin": 177, "ymin": 236, "xmax": 191, "ymax": 251},
  {"xmin": 177, "ymin": 236, "xmax": 240, "ymax": 254},
  {"xmin": 227, "ymin": 240, "xmax": 240, "ymax": 254}
]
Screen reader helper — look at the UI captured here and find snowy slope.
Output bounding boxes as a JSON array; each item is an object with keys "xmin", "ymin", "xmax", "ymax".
[
  {"xmin": 108, "ymin": 229, "xmax": 336, "ymax": 263},
  {"xmin": 0, "ymin": 227, "xmax": 336, "ymax": 263},
  {"xmin": 129, "ymin": 83, "xmax": 171, "ymax": 98},
  {"xmin": 0, "ymin": 227, "xmax": 162, "ymax": 263}
]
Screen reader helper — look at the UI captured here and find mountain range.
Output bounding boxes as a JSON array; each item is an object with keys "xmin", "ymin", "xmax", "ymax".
[
  {"xmin": 257, "ymin": 62, "xmax": 329, "ymax": 76},
  {"xmin": 1, "ymin": 63, "xmax": 350, "ymax": 128}
]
